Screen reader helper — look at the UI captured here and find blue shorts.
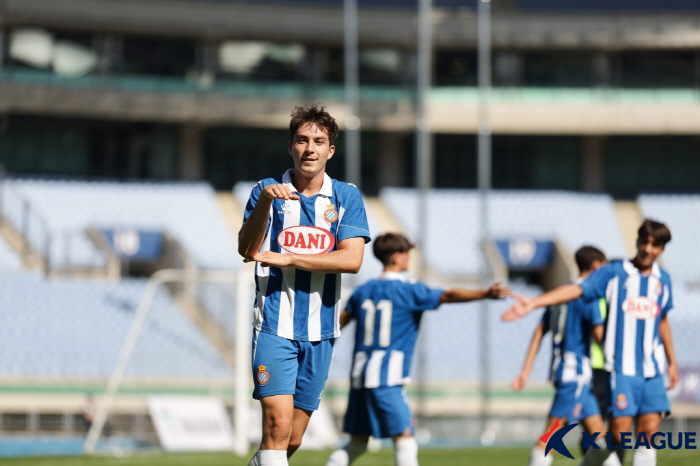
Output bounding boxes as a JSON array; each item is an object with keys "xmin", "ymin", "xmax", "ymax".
[
  {"xmin": 549, "ymin": 380, "xmax": 600, "ymax": 422},
  {"xmin": 251, "ymin": 330, "xmax": 334, "ymax": 411},
  {"xmin": 343, "ymin": 386, "xmax": 414, "ymax": 438},
  {"xmin": 609, "ymin": 372, "xmax": 670, "ymax": 418}
]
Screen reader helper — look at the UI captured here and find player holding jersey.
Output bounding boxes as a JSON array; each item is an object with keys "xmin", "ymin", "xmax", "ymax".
[
  {"xmin": 325, "ymin": 233, "xmax": 509, "ymax": 466},
  {"xmin": 503, "ymin": 220, "xmax": 679, "ymax": 466},
  {"xmin": 239, "ymin": 105, "xmax": 370, "ymax": 466},
  {"xmin": 511, "ymin": 246, "xmax": 620, "ymax": 466}
]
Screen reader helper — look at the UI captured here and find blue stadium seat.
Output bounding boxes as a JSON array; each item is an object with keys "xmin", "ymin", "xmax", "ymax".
[
  {"xmin": 0, "ymin": 273, "xmax": 234, "ymax": 379},
  {"xmin": 7, "ymin": 179, "xmax": 238, "ymax": 271}
]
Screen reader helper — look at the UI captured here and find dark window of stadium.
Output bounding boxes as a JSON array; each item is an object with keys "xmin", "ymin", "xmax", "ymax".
[
  {"xmin": 204, "ymin": 127, "xmax": 292, "ymax": 190},
  {"xmin": 435, "ymin": 50, "xmax": 477, "ymax": 86},
  {"xmin": 605, "ymin": 136, "xmax": 700, "ymax": 199},
  {"xmin": 359, "ymin": 131, "xmax": 414, "ymax": 195},
  {"xmin": 434, "ymin": 134, "xmax": 477, "ymax": 188},
  {"xmin": 121, "ymin": 36, "xmax": 196, "ymax": 78},
  {"xmin": 492, "ymin": 136, "xmax": 579, "ymax": 190},
  {"xmin": 620, "ymin": 51, "xmax": 695, "ymax": 88},
  {"xmin": 87, "ymin": 121, "xmax": 178, "ymax": 180},
  {"xmin": 522, "ymin": 51, "xmax": 593, "ymax": 87}
]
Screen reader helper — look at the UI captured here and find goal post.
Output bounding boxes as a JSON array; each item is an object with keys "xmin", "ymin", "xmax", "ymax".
[{"xmin": 84, "ymin": 268, "xmax": 253, "ymax": 456}]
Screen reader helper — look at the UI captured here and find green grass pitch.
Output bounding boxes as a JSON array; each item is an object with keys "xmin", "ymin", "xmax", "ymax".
[{"xmin": 0, "ymin": 447, "xmax": 697, "ymax": 466}]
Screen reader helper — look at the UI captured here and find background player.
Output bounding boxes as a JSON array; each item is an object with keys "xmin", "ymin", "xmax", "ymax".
[
  {"xmin": 238, "ymin": 104, "xmax": 371, "ymax": 466},
  {"xmin": 325, "ymin": 232, "xmax": 509, "ymax": 466},
  {"xmin": 503, "ymin": 220, "xmax": 679, "ymax": 466},
  {"xmin": 510, "ymin": 246, "xmax": 620, "ymax": 466}
]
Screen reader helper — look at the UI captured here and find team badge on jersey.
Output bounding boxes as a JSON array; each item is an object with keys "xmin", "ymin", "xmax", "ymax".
[
  {"xmin": 324, "ymin": 204, "xmax": 338, "ymax": 223},
  {"xmin": 257, "ymin": 365, "xmax": 270, "ymax": 385},
  {"xmin": 616, "ymin": 394, "xmax": 628, "ymax": 410}
]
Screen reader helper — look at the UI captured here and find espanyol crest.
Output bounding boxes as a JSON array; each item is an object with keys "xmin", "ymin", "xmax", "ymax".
[
  {"xmin": 622, "ymin": 296, "xmax": 660, "ymax": 320},
  {"xmin": 278, "ymin": 226, "xmax": 335, "ymax": 254}
]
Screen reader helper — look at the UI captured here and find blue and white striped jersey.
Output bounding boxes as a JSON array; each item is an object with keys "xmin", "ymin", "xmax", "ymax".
[
  {"xmin": 244, "ymin": 169, "xmax": 370, "ymax": 342},
  {"xmin": 580, "ymin": 260, "xmax": 673, "ymax": 378},
  {"xmin": 345, "ymin": 272, "xmax": 444, "ymax": 389},
  {"xmin": 541, "ymin": 278, "xmax": 605, "ymax": 384}
]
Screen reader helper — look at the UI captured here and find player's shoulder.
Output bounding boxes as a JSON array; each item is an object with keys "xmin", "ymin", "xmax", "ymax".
[
  {"xmin": 594, "ymin": 260, "xmax": 626, "ymax": 278},
  {"xmin": 657, "ymin": 265, "xmax": 672, "ymax": 284},
  {"xmin": 331, "ymin": 178, "xmax": 362, "ymax": 197},
  {"xmin": 255, "ymin": 175, "xmax": 284, "ymax": 189}
]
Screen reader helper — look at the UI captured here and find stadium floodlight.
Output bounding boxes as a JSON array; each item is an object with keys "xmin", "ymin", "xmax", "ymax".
[
  {"xmin": 218, "ymin": 41, "xmax": 268, "ymax": 74},
  {"xmin": 9, "ymin": 28, "xmax": 53, "ymax": 69},
  {"xmin": 53, "ymin": 41, "xmax": 98, "ymax": 77},
  {"xmin": 84, "ymin": 268, "xmax": 253, "ymax": 456}
]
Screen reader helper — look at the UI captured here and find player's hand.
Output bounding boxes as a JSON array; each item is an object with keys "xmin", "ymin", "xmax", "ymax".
[
  {"xmin": 261, "ymin": 184, "xmax": 300, "ymax": 201},
  {"xmin": 510, "ymin": 372, "xmax": 528, "ymax": 391},
  {"xmin": 486, "ymin": 282, "xmax": 510, "ymax": 299},
  {"xmin": 501, "ymin": 294, "xmax": 535, "ymax": 322},
  {"xmin": 667, "ymin": 362, "xmax": 679, "ymax": 390},
  {"xmin": 244, "ymin": 251, "xmax": 293, "ymax": 268}
]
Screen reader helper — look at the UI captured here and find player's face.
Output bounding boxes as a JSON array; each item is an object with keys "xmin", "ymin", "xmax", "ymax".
[
  {"xmin": 288, "ymin": 124, "xmax": 335, "ymax": 180},
  {"xmin": 634, "ymin": 234, "xmax": 664, "ymax": 271}
]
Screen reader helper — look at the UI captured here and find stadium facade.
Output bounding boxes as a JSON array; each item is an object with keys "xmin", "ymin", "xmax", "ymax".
[{"xmin": 1, "ymin": 0, "xmax": 700, "ymax": 197}]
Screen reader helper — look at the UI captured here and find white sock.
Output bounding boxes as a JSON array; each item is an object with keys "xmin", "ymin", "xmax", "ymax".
[
  {"xmin": 632, "ymin": 447, "xmax": 656, "ymax": 466},
  {"xmin": 602, "ymin": 451, "xmax": 622, "ymax": 466},
  {"xmin": 395, "ymin": 437, "xmax": 419, "ymax": 466},
  {"xmin": 259, "ymin": 450, "xmax": 288, "ymax": 466},
  {"xmin": 579, "ymin": 437, "xmax": 621, "ymax": 466},
  {"xmin": 528, "ymin": 446, "xmax": 553, "ymax": 466},
  {"xmin": 248, "ymin": 450, "xmax": 260, "ymax": 466},
  {"xmin": 326, "ymin": 438, "xmax": 368, "ymax": 466}
]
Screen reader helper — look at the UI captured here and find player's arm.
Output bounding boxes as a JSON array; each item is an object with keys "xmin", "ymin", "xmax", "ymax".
[
  {"xmin": 338, "ymin": 309, "xmax": 354, "ymax": 330},
  {"xmin": 501, "ymin": 283, "xmax": 583, "ymax": 322},
  {"xmin": 238, "ymin": 184, "xmax": 300, "ymax": 258},
  {"xmin": 658, "ymin": 314, "xmax": 679, "ymax": 389},
  {"xmin": 592, "ymin": 324, "xmax": 604, "ymax": 345},
  {"xmin": 439, "ymin": 282, "xmax": 510, "ymax": 304},
  {"xmin": 511, "ymin": 322, "xmax": 546, "ymax": 391},
  {"xmin": 245, "ymin": 236, "xmax": 365, "ymax": 274}
]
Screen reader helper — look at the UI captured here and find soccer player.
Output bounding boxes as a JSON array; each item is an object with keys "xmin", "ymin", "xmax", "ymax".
[
  {"xmin": 510, "ymin": 246, "xmax": 620, "ymax": 466},
  {"xmin": 238, "ymin": 104, "xmax": 371, "ymax": 466},
  {"xmin": 325, "ymin": 232, "xmax": 509, "ymax": 466},
  {"xmin": 503, "ymin": 220, "xmax": 679, "ymax": 466}
]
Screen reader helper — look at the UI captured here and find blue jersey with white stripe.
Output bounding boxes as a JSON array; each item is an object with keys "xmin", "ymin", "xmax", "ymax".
[
  {"xmin": 580, "ymin": 260, "xmax": 673, "ymax": 378},
  {"xmin": 541, "ymin": 278, "xmax": 605, "ymax": 384},
  {"xmin": 345, "ymin": 272, "xmax": 444, "ymax": 389},
  {"xmin": 244, "ymin": 169, "xmax": 370, "ymax": 342}
]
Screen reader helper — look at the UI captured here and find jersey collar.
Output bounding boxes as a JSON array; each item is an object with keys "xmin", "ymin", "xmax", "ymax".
[
  {"xmin": 623, "ymin": 259, "xmax": 661, "ymax": 279},
  {"xmin": 282, "ymin": 169, "xmax": 333, "ymax": 198},
  {"xmin": 379, "ymin": 271, "xmax": 409, "ymax": 282}
]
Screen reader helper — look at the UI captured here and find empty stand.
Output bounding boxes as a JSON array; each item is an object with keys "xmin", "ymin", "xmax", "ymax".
[
  {"xmin": 381, "ymin": 188, "xmax": 627, "ymax": 277},
  {"xmin": 7, "ymin": 179, "xmax": 239, "ymax": 271},
  {"xmin": 0, "ymin": 273, "xmax": 233, "ymax": 379}
]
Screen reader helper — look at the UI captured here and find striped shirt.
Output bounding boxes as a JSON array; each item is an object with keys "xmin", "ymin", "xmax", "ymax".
[
  {"xmin": 580, "ymin": 260, "xmax": 673, "ymax": 378},
  {"xmin": 244, "ymin": 169, "xmax": 370, "ymax": 342},
  {"xmin": 345, "ymin": 272, "xmax": 444, "ymax": 389},
  {"xmin": 541, "ymin": 278, "xmax": 605, "ymax": 384}
]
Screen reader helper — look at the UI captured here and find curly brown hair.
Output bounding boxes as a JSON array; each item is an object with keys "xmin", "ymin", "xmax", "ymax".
[{"xmin": 288, "ymin": 104, "xmax": 339, "ymax": 145}]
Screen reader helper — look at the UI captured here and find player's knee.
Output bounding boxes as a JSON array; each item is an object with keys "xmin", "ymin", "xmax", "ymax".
[{"xmin": 264, "ymin": 416, "xmax": 293, "ymax": 443}]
